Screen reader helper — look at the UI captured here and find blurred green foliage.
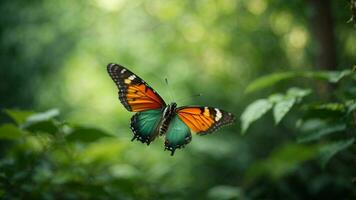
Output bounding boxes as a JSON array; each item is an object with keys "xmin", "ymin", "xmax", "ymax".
[{"xmin": 1, "ymin": 0, "xmax": 356, "ymax": 199}]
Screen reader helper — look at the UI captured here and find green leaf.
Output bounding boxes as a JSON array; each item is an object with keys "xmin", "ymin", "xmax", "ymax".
[
  {"xmin": 327, "ymin": 70, "xmax": 353, "ymax": 83},
  {"xmin": 3, "ymin": 109, "xmax": 34, "ymax": 125},
  {"xmin": 208, "ymin": 185, "xmax": 242, "ymax": 200},
  {"xmin": 0, "ymin": 124, "xmax": 25, "ymax": 140},
  {"xmin": 271, "ymin": 88, "xmax": 310, "ymax": 124},
  {"xmin": 24, "ymin": 120, "xmax": 59, "ymax": 134},
  {"xmin": 303, "ymin": 103, "xmax": 345, "ymax": 119},
  {"xmin": 287, "ymin": 87, "xmax": 311, "ymax": 99},
  {"xmin": 245, "ymin": 72, "xmax": 296, "ymax": 93},
  {"xmin": 273, "ymin": 97, "xmax": 296, "ymax": 124},
  {"xmin": 298, "ymin": 124, "xmax": 346, "ymax": 143},
  {"xmin": 319, "ymin": 138, "xmax": 355, "ymax": 167},
  {"xmin": 310, "ymin": 103, "xmax": 345, "ymax": 111},
  {"xmin": 26, "ymin": 109, "xmax": 60, "ymax": 124},
  {"xmin": 241, "ymin": 99, "xmax": 273, "ymax": 134},
  {"xmin": 268, "ymin": 88, "xmax": 310, "ymax": 124},
  {"xmin": 20, "ymin": 109, "xmax": 61, "ymax": 134},
  {"xmin": 245, "ymin": 70, "xmax": 353, "ymax": 93},
  {"xmin": 268, "ymin": 93, "xmax": 284, "ymax": 103},
  {"xmin": 66, "ymin": 127, "xmax": 114, "ymax": 143},
  {"xmin": 346, "ymin": 100, "xmax": 356, "ymax": 115},
  {"xmin": 297, "ymin": 119, "xmax": 325, "ymax": 132},
  {"xmin": 247, "ymin": 143, "xmax": 318, "ymax": 181},
  {"xmin": 306, "ymin": 70, "xmax": 354, "ymax": 83}
]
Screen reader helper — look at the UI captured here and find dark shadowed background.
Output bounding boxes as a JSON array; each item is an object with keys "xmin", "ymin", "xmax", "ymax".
[{"xmin": 0, "ymin": 0, "xmax": 355, "ymax": 199}]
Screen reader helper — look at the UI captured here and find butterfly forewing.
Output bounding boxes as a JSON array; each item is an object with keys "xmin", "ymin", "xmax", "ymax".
[
  {"xmin": 176, "ymin": 106, "xmax": 235, "ymax": 135},
  {"xmin": 107, "ymin": 63, "xmax": 166, "ymax": 112}
]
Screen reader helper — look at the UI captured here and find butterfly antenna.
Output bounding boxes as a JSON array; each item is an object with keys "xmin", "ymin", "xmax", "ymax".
[
  {"xmin": 165, "ymin": 78, "xmax": 175, "ymax": 103},
  {"xmin": 175, "ymin": 93, "xmax": 203, "ymax": 104}
]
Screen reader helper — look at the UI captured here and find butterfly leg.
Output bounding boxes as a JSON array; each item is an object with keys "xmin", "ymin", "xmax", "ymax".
[
  {"xmin": 170, "ymin": 149, "xmax": 175, "ymax": 156},
  {"xmin": 130, "ymin": 133, "xmax": 152, "ymax": 145},
  {"xmin": 164, "ymin": 146, "xmax": 176, "ymax": 156}
]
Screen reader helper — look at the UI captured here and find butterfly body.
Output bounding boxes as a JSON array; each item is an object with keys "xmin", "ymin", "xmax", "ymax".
[
  {"xmin": 130, "ymin": 102, "xmax": 178, "ymax": 144},
  {"xmin": 107, "ymin": 63, "xmax": 235, "ymax": 155}
]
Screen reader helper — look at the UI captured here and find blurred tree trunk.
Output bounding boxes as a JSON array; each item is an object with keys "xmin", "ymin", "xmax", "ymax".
[
  {"xmin": 308, "ymin": 0, "xmax": 337, "ymax": 71},
  {"xmin": 308, "ymin": 0, "xmax": 337, "ymax": 97}
]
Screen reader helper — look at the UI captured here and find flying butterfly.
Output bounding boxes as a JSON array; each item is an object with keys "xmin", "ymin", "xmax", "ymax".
[{"xmin": 107, "ymin": 63, "xmax": 235, "ymax": 155}]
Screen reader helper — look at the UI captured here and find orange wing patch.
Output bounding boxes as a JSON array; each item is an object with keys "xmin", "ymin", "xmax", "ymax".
[
  {"xmin": 177, "ymin": 106, "xmax": 235, "ymax": 135},
  {"xmin": 107, "ymin": 63, "xmax": 166, "ymax": 112},
  {"xmin": 125, "ymin": 84, "xmax": 164, "ymax": 112}
]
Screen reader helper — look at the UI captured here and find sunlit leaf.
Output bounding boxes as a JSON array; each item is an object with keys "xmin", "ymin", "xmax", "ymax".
[
  {"xmin": 66, "ymin": 126, "xmax": 114, "ymax": 143},
  {"xmin": 0, "ymin": 124, "xmax": 25, "ymax": 140},
  {"xmin": 208, "ymin": 185, "xmax": 242, "ymax": 200},
  {"xmin": 271, "ymin": 88, "xmax": 310, "ymax": 124},
  {"xmin": 26, "ymin": 109, "xmax": 60, "ymax": 124},
  {"xmin": 3, "ymin": 109, "xmax": 34, "ymax": 125},
  {"xmin": 286, "ymin": 87, "xmax": 311, "ymax": 99},
  {"xmin": 303, "ymin": 103, "xmax": 346, "ymax": 119},
  {"xmin": 319, "ymin": 138, "xmax": 355, "ymax": 167},
  {"xmin": 309, "ymin": 103, "xmax": 345, "ymax": 111},
  {"xmin": 241, "ymin": 99, "xmax": 273, "ymax": 134},
  {"xmin": 268, "ymin": 93, "xmax": 284, "ymax": 103},
  {"xmin": 245, "ymin": 72, "xmax": 296, "ymax": 93},
  {"xmin": 18, "ymin": 109, "xmax": 61, "ymax": 134},
  {"xmin": 273, "ymin": 97, "xmax": 296, "ymax": 124},
  {"xmin": 298, "ymin": 124, "xmax": 346, "ymax": 143}
]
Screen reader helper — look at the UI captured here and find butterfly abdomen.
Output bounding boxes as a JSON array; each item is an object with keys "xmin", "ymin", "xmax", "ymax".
[
  {"xmin": 158, "ymin": 103, "xmax": 177, "ymax": 135},
  {"xmin": 159, "ymin": 123, "xmax": 169, "ymax": 135}
]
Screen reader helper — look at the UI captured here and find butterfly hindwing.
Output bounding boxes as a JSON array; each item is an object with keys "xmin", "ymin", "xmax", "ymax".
[
  {"xmin": 130, "ymin": 109, "xmax": 162, "ymax": 145},
  {"xmin": 176, "ymin": 106, "xmax": 235, "ymax": 135},
  {"xmin": 164, "ymin": 115, "xmax": 192, "ymax": 155},
  {"xmin": 107, "ymin": 63, "xmax": 166, "ymax": 112}
]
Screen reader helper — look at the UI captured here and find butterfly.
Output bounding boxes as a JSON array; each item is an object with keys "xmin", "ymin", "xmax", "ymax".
[{"xmin": 107, "ymin": 63, "xmax": 235, "ymax": 155}]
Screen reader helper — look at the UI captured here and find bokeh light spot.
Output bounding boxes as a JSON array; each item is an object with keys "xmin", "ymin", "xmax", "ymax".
[
  {"xmin": 247, "ymin": 0, "xmax": 267, "ymax": 15},
  {"xmin": 95, "ymin": 0, "xmax": 125, "ymax": 12},
  {"xmin": 270, "ymin": 12, "xmax": 293, "ymax": 35},
  {"xmin": 287, "ymin": 26, "xmax": 308, "ymax": 49}
]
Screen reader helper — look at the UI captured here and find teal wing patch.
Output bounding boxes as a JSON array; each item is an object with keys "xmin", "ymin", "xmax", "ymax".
[
  {"xmin": 164, "ymin": 115, "xmax": 192, "ymax": 155},
  {"xmin": 130, "ymin": 109, "xmax": 162, "ymax": 145}
]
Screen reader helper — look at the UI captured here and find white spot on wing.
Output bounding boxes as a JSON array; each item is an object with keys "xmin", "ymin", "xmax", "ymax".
[
  {"xmin": 121, "ymin": 69, "xmax": 126, "ymax": 74},
  {"xmin": 128, "ymin": 75, "xmax": 136, "ymax": 80},
  {"xmin": 215, "ymin": 108, "xmax": 222, "ymax": 121}
]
